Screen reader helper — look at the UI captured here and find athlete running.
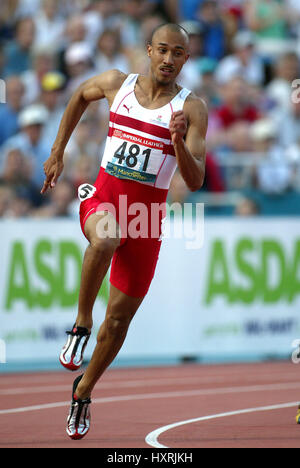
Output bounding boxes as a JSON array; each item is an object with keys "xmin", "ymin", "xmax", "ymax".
[{"xmin": 41, "ymin": 23, "xmax": 208, "ymax": 440}]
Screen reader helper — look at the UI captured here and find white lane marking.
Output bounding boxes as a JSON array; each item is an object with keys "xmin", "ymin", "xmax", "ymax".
[
  {"xmin": 0, "ymin": 382, "xmax": 300, "ymax": 415},
  {"xmin": 145, "ymin": 401, "xmax": 299, "ymax": 448},
  {"xmin": 3, "ymin": 372, "xmax": 299, "ymax": 396},
  {"xmin": 0, "ymin": 376, "xmax": 234, "ymax": 395}
]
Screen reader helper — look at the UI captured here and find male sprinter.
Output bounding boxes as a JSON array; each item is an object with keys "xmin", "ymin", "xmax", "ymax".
[{"xmin": 41, "ymin": 23, "xmax": 208, "ymax": 440}]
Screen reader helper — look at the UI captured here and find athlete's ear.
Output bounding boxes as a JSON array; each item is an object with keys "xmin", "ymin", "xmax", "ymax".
[
  {"xmin": 147, "ymin": 43, "xmax": 152, "ymax": 58},
  {"xmin": 184, "ymin": 53, "xmax": 190, "ymax": 64}
]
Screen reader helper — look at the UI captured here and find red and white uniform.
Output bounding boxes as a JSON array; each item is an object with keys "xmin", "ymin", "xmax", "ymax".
[{"xmin": 79, "ymin": 73, "xmax": 191, "ymax": 297}]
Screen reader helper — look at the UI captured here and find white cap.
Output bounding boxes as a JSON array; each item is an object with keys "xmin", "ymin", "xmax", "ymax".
[
  {"xmin": 251, "ymin": 119, "xmax": 276, "ymax": 141},
  {"xmin": 233, "ymin": 30, "xmax": 256, "ymax": 49},
  {"xmin": 19, "ymin": 104, "xmax": 49, "ymax": 127},
  {"xmin": 65, "ymin": 42, "xmax": 92, "ymax": 65}
]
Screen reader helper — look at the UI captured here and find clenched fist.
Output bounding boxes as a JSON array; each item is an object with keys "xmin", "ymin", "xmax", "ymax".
[{"xmin": 169, "ymin": 111, "xmax": 187, "ymax": 145}]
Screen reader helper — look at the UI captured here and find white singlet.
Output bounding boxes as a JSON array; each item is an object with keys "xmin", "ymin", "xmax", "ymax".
[{"xmin": 101, "ymin": 73, "xmax": 191, "ymax": 190}]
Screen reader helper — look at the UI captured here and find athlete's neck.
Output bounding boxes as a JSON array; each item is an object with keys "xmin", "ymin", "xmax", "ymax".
[{"xmin": 139, "ymin": 73, "xmax": 179, "ymax": 101}]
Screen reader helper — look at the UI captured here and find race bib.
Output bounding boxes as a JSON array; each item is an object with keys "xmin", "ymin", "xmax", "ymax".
[
  {"xmin": 105, "ymin": 129, "xmax": 167, "ymax": 183},
  {"xmin": 78, "ymin": 184, "xmax": 96, "ymax": 202}
]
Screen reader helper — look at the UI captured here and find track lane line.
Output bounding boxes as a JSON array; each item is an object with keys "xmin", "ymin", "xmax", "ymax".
[
  {"xmin": 145, "ymin": 401, "xmax": 299, "ymax": 448},
  {"xmin": 0, "ymin": 382, "xmax": 300, "ymax": 415}
]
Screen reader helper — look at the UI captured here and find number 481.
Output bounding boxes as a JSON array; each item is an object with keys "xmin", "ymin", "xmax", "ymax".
[{"xmin": 114, "ymin": 142, "xmax": 151, "ymax": 172}]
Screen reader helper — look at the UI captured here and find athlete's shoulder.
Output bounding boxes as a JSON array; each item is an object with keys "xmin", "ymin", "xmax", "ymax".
[
  {"xmin": 98, "ymin": 69, "xmax": 128, "ymax": 92},
  {"xmin": 183, "ymin": 91, "xmax": 208, "ymax": 123},
  {"xmin": 185, "ymin": 92, "xmax": 208, "ymax": 115},
  {"xmin": 181, "ymin": 92, "xmax": 208, "ymax": 132}
]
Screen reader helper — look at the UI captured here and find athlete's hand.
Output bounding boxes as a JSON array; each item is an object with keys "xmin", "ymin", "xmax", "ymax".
[
  {"xmin": 169, "ymin": 111, "xmax": 187, "ymax": 145},
  {"xmin": 41, "ymin": 154, "xmax": 64, "ymax": 194}
]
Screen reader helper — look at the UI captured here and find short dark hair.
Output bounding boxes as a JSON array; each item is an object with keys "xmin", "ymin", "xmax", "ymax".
[{"xmin": 149, "ymin": 23, "xmax": 189, "ymax": 45}]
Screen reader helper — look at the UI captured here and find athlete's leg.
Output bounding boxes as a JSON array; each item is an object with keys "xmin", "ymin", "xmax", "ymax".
[
  {"xmin": 75, "ymin": 284, "xmax": 144, "ymax": 399},
  {"xmin": 75, "ymin": 212, "xmax": 121, "ymax": 331}
]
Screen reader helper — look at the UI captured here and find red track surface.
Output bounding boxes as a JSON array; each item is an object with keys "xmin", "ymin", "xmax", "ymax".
[{"xmin": 0, "ymin": 361, "xmax": 300, "ymax": 448}]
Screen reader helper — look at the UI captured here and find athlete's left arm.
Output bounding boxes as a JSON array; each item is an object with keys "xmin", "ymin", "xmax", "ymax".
[{"xmin": 170, "ymin": 95, "xmax": 208, "ymax": 192}]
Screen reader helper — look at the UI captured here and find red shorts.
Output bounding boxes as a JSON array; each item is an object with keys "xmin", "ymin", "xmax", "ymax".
[{"xmin": 79, "ymin": 167, "xmax": 168, "ymax": 297}]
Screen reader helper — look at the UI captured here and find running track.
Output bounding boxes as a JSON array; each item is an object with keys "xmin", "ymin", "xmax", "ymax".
[{"xmin": 0, "ymin": 361, "xmax": 300, "ymax": 448}]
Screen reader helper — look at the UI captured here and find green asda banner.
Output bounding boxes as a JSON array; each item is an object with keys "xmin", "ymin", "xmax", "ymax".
[
  {"xmin": 205, "ymin": 238, "xmax": 300, "ymax": 305},
  {"xmin": 5, "ymin": 240, "xmax": 108, "ymax": 310},
  {"xmin": 1, "ymin": 218, "xmax": 300, "ymax": 369}
]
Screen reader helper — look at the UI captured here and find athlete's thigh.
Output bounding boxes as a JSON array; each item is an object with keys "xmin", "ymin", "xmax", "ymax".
[
  {"xmin": 110, "ymin": 236, "xmax": 162, "ymax": 298},
  {"xmin": 84, "ymin": 211, "xmax": 121, "ymax": 249}
]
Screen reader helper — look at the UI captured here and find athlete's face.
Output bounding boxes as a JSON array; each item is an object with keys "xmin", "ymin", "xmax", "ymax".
[{"xmin": 147, "ymin": 29, "xmax": 190, "ymax": 85}]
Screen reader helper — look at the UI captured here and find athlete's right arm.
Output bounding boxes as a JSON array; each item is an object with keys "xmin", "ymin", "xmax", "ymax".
[{"xmin": 41, "ymin": 69, "xmax": 127, "ymax": 194}]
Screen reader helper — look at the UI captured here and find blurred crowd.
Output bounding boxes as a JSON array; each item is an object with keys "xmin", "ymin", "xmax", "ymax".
[{"xmin": 1, "ymin": 0, "xmax": 300, "ymax": 219}]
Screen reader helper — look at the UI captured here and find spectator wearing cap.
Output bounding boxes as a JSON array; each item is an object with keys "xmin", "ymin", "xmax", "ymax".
[
  {"xmin": 0, "ymin": 76, "xmax": 25, "ymax": 146},
  {"xmin": 251, "ymin": 118, "xmax": 292, "ymax": 194},
  {"xmin": 64, "ymin": 41, "xmax": 96, "ymax": 98},
  {"xmin": 38, "ymin": 71, "xmax": 66, "ymax": 149},
  {"xmin": 215, "ymin": 30, "xmax": 265, "ymax": 86},
  {"xmin": 21, "ymin": 47, "xmax": 57, "ymax": 105},
  {"xmin": 0, "ymin": 104, "xmax": 49, "ymax": 186},
  {"xmin": 3, "ymin": 17, "xmax": 35, "ymax": 77}
]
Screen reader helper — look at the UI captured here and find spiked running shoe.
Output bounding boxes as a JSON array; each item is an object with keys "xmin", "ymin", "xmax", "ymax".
[
  {"xmin": 59, "ymin": 324, "xmax": 91, "ymax": 371},
  {"xmin": 66, "ymin": 374, "xmax": 91, "ymax": 440},
  {"xmin": 296, "ymin": 405, "xmax": 300, "ymax": 424}
]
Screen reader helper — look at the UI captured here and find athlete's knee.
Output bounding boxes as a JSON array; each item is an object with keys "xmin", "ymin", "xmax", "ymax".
[
  {"xmin": 105, "ymin": 311, "xmax": 132, "ymax": 337},
  {"xmin": 89, "ymin": 238, "xmax": 117, "ymax": 262}
]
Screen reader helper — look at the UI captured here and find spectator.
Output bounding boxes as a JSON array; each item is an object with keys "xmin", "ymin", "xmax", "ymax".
[
  {"xmin": 193, "ymin": 57, "xmax": 219, "ymax": 109},
  {"xmin": 38, "ymin": 71, "xmax": 66, "ymax": 149},
  {"xmin": 235, "ymin": 197, "xmax": 260, "ymax": 216},
  {"xmin": 207, "ymin": 76, "xmax": 260, "ymax": 151},
  {"xmin": 119, "ymin": 0, "xmax": 145, "ymax": 49},
  {"xmin": 0, "ymin": 43, "xmax": 5, "ymax": 75},
  {"xmin": 271, "ymin": 99, "xmax": 300, "ymax": 148},
  {"xmin": 214, "ymin": 76, "xmax": 260, "ymax": 128},
  {"xmin": 64, "ymin": 117, "xmax": 100, "ymax": 167},
  {"xmin": 3, "ymin": 17, "xmax": 35, "ymax": 77},
  {"xmin": 33, "ymin": 0, "xmax": 64, "ymax": 52},
  {"xmin": 0, "ymin": 184, "xmax": 14, "ymax": 217},
  {"xmin": 63, "ymin": 14, "xmax": 87, "ymax": 48},
  {"xmin": 0, "ymin": 147, "xmax": 42, "ymax": 212},
  {"xmin": 202, "ymin": 153, "xmax": 225, "ymax": 192},
  {"xmin": 196, "ymin": 0, "xmax": 227, "ymax": 60},
  {"xmin": 64, "ymin": 41, "xmax": 96, "ymax": 98},
  {"xmin": 32, "ymin": 179, "xmax": 76, "ymax": 217},
  {"xmin": 178, "ymin": 21, "xmax": 204, "ymax": 91},
  {"xmin": 69, "ymin": 154, "xmax": 100, "ymax": 190},
  {"xmin": 251, "ymin": 118, "xmax": 292, "ymax": 194},
  {"xmin": 1, "ymin": 104, "xmax": 49, "ymax": 186},
  {"xmin": 243, "ymin": 0, "xmax": 292, "ymax": 60},
  {"xmin": 266, "ymin": 51, "xmax": 299, "ymax": 113},
  {"xmin": 94, "ymin": 29, "xmax": 130, "ymax": 75},
  {"xmin": 244, "ymin": 0, "xmax": 288, "ymax": 41},
  {"xmin": 215, "ymin": 29, "xmax": 265, "ymax": 86},
  {"xmin": 0, "ymin": 76, "xmax": 25, "ymax": 146},
  {"xmin": 21, "ymin": 47, "xmax": 56, "ymax": 105}
]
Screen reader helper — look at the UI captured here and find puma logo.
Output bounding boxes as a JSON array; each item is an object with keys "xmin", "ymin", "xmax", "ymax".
[{"xmin": 123, "ymin": 104, "xmax": 133, "ymax": 114}]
